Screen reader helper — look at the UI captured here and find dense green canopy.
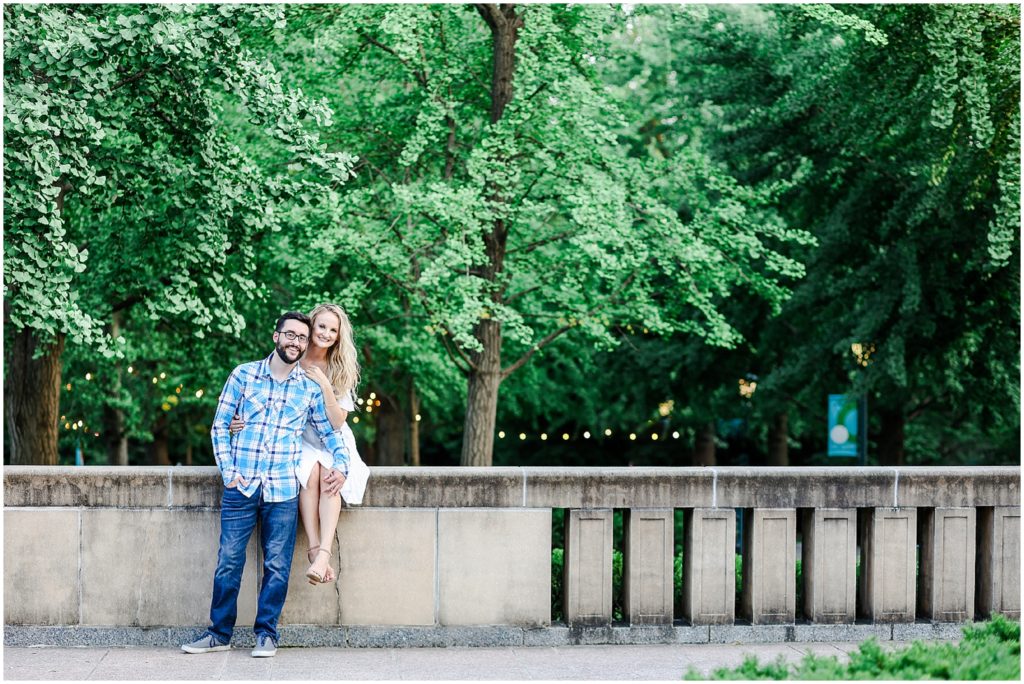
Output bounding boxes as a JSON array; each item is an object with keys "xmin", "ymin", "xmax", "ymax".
[{"xmin": 3, "ymin": 4, "xmax": 1018, "ymax": 467}]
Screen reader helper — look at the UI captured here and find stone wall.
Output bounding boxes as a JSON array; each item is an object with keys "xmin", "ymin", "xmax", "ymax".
[{"xmin": 3, "ymin": 466, "xmax": 1019, "ymax": 646}]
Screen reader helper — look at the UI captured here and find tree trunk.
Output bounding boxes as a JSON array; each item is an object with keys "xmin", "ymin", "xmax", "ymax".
[
  {"xmin": 766, "ymin": 411, "xmax": 789, "ymax": 466},
  {"xmin": 458, "ymin": 5, "xmax": 522, "ymax": 467},
  {"xmin": 877, "ymin": 407, "xmax": 905, "ymax": 466},
  {"xmin": 409, "ymin": 384, "xmax": 421, "ymax": 466},
  {"xmin": 4, "ymin": 329, "xmax": 65, "ymax": 465},
  {"xmin": 693, "ymin": 421, "xmax": 717, "ymax": 466},
  {"xmin": 374, "ymin": 392, "xmax": 407, "ymax": 466},
  {"xmin": 104, "ymin": 311, "xmax": 128, "ymax": 465},
  {"xmin": 149, "ymin": 413, "xmax": 170, "ymax": 465},
  {"xmin": 460, "ymin": 320, "xmax": 503, "ymax": 466}
]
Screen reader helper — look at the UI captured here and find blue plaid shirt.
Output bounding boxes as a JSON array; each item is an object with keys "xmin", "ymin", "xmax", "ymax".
[{"xmin": 210, "ymin": 353, "xmax": 350, "ymax": 502}]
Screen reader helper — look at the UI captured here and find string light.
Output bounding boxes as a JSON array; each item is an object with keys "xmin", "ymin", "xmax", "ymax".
[
  {"xmin": 498, "ymin": 431, "xmax": 506, "ymax": 439},
  {"xmin": 374, "ymin": 400, "xmax": 381, "ymax": 407},
  {"xmin": 604, "ymin": 428, "xmax": 612, "ymax": 436},
  {"xmin": 159, "ymin": 372, "xmax": 166, "ymax": 379},
  {"xmin": 562, "ymin": 433, "xmax": 569, "ymax": 441},
  {"xmin": 583, "ymin": 431, "xmax": 591, "ymax": 439},
  {"xmin": 672, "ymin": 431, "xmax": 680, "ymax": 439},
  {"xmin": 540, "ymin": 433, "xmax": 548, "ymax": 441},
  {"xmin": 357, "ymin": 398, "xmax": 364, "ymax": 405},
  {"xmin": 415, "ymin": 414, "xmax": 422, "ymax": 422},
  {"xmin": 369, "ymin": 392, "xmax": 377, "ymax": 400},
  {"xmin": 152, "ymin": 377, "xmax": 158, "ymax": 384},
  {"xmin": 629, "ymin": 433, "xmax": 636, "ymax": 441},
  {"xmin": 85, "ymin": 373, "xmax": 92, "ymax": 381},
  {"xmin": 352, "ymin": 416, "xmax": 360, "ymax": 424},
  {"xmin": 65, "ymin": 383, "xmax": 72, "ymax": 391},
  {"xmin": 651, "ymin": 433, "xmax": 658, "ymax": 440},
  {"xmin": 519, "ymin": 433, "xmax": 526, "ymax": 440},
  {"xmin": 127, "ymin": 366, "xmax": 134, "ymax": 374},
  {"xmin": 195, "ymin": 389, "xmax": 204, "ymax": 398}
]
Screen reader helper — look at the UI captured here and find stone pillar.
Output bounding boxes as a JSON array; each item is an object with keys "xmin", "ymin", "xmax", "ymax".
[
  {"xmin": 623, "ymin": 508, "xmax": 674, "ymax": 625},
  {"xmin": 801, "ymin": 508, "xmax": 856, "ymax": 623},
  {"xmin": 858, "ymin": 507, "xmax": 917, "ymax": 623},
  {"xmin": 564, "ymin": 508, "xmax": 613, "ymax": 625},
  {"xmin": 740, "ymin": 508, "xmax": 796, "ymax": 624},
  {"xmin": 682, "ymin": 508, "xmax": 735, "ymax": 625},
  {"xmin": 976, "ymin": 506, "xmax": 1021, "ymax": 619},
  {"xmin": 918, "ymin": 507, "xmax": 976, "ymax": 622}
]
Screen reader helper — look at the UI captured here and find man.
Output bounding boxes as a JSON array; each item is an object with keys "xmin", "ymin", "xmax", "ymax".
[{"xmin": 182, "ymin": 311, "xmax": 349, "ymax": 658}]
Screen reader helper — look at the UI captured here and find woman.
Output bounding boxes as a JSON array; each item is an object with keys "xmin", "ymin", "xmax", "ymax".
[{"xmin": 231, "ymin": 303, "xmax": 368, "ymax": 585}]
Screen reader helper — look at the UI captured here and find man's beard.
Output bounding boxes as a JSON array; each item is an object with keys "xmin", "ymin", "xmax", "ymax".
[{"xmin": 275, "ymin": 341, "xmax": 303, "ymax": 364}]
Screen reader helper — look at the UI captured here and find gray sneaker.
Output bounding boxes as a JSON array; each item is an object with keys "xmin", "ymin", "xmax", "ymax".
[
  {"xmin": 252, "ymin": 635, "xmax": 277, "ymax": 658},
  {"xmin": 181, "ymin": 634, "xmax": 230, "ymax": 654}
]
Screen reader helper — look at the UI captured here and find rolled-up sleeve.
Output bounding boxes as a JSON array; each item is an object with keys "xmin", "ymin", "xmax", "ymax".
[
  {"xmin": 309, "ymin": 390, "xmax": 349, "ymax": 475},
  {"xmin": 211, "ymin": 367, "xmax": 244, "ymax": 486}
]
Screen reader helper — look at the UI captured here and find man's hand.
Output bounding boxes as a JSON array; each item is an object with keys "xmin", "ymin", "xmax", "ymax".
[
  {"xmin": 229, "ymin": 413, "xmax": 245, "ymax": 435},
  {"xmin": 323, "ymin": 468, "xmax": 347, "ymax": 497},
  {"xmin": 226, "ymin": 475, "xmax": 248, "ymax": 489}
]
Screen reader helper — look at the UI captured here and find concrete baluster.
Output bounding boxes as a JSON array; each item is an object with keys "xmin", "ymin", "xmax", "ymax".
[
  {"xmin": 801, "ymin": 508, "xmax": 857, "ymax": 623},
  {"xmin": 976, "ymin": 506, "xmax": 1021, "ymax": 619},
  {"xmin": 740, "ymin": 508, "xmax": 796, "ymax": 624},
  {"xmin": 858, "ymin": 507, "xmax": 917, "ymax": 623},
  {"xmin": 682, "ymin": 508, "xmax": 736, "ymax": 625},
  {"xmin": 918, "ymin": 507, "xmax": 976, "ymax": 622},
  {"xmin": 563, "ymin": 509, "xmax": 613, "ymax": 626},
  {"xmin": 623, "ymin": 508, "xmax": 674, "ymax": 625}
]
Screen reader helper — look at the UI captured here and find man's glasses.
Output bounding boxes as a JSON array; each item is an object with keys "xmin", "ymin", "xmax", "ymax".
[{"xmin": 278, "ymin": 330, "xmax": 309, "ymax": 344}]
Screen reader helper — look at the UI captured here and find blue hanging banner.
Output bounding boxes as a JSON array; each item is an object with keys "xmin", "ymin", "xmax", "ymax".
[{"xmin": 827, "ymin": 394, "xmax": 861, "ymax": 458}]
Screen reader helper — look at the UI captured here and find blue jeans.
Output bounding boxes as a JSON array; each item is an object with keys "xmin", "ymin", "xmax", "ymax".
[{"xmin": 207, "ymin": 485, "xmax": 298, "ymax": 644}]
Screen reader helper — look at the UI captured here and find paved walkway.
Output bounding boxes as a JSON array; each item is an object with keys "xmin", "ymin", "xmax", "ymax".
[{"xmin": 3, "ymin": 641, "xmax": 924, "ymax": 680}]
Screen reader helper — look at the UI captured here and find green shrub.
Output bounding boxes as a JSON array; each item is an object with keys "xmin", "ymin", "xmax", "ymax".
[{"xmin": 684, "ymin": 615, "xmax": 1021, "ymax": 680}]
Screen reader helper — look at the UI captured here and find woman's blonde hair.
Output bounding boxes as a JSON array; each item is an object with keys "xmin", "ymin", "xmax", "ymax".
[{"xmin": 307, "ymin": 303, "xmax": 360, "ymax": 402}]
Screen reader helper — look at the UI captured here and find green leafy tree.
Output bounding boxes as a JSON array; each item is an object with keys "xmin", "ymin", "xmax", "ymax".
[
  {"xmin": 657, "ymin": 4, "xmax": 1020, "ymax": 464},
  {"xmin": 4, "ymin": 4, "xmax": 356, "ymax": 464},
  {"xmin": 264, "ymin": 3, "xmax": 813, "ymax": 466}
]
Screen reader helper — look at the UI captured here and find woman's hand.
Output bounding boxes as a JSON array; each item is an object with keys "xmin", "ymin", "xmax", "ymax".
[
  {"xmin": 305, "ymin": 365, "xmax": 332, "ymax": 392},
  {"xmin": 229, "ymin": 414, "xmax": 245, "ymax": 435}
]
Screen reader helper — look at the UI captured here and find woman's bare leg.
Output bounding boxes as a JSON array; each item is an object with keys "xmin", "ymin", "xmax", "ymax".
[
  {"xmin": 299, "ymin": 463, "xmax": 322, "ymax": 561},
  {"xmin": 308, "ymin": 466, "xmax": 343, "ymax": 582}
]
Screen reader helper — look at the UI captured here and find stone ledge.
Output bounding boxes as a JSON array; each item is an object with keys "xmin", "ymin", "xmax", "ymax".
[
  {"xmin": 7, "ymin": 466, "xmax": 1020, "ymax": 509},
  {"xmin": 4, "ymin": 623, "xmax": 980, "ymax": 648}
]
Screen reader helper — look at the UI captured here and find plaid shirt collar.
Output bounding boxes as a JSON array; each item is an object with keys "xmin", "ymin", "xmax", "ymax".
[{"xmin": 255, "ymin": 352, "xmax": 308, "ymax": 384}]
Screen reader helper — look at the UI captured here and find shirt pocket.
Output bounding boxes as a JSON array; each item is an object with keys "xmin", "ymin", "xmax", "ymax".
[
  {"xmin": 243, "ymin": 390, "xmax": 271, "ymax": 424},
  {"xmin": 282, "ymin": 396, "xmax": 309, "ymax": 431}
]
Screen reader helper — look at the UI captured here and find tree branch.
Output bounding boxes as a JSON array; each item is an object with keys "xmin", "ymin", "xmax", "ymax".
[
  {"xmin": 110, "ymin": 67, "xmax": 150, "ymax": 92},
  {"xmin": 358, "ymin": 32, "xmax": 428, "ymax": 88},
  {"xmin": 506, "ymin": 228, "xmax": 578, "ymax": 255},
  {"xmin": 501, "ymin": 272, "xmax": 638, "ymax": 378}
]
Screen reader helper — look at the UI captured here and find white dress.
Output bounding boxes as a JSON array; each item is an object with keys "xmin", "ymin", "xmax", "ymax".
[{"xmin": 297, "ymin": 391, "xmax": 370, "ymax": 505}]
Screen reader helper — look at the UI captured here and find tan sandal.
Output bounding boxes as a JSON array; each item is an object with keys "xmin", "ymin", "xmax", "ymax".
[{"xmin": 305, "ymin": 547, "xmax": 334, "ymax": 584}]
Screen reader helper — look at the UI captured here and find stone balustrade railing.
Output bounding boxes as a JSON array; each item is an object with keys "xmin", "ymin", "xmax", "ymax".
[{"xmin": 3, "ymin": 466, "xmax": 1019, "ymax": 647}]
